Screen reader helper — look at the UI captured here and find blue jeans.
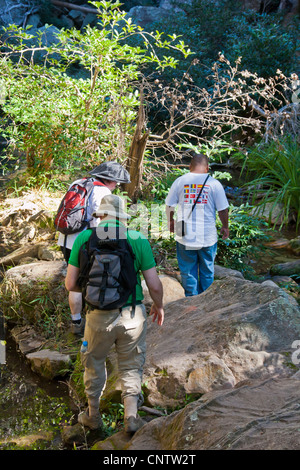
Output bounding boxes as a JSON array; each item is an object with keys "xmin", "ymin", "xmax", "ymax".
[{"xmin": 176, "ymin": 242, "xmax": 218, "ymax": 296}]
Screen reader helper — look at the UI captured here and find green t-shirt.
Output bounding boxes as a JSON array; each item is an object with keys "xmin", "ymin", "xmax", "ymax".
[{"xmin": 68, "ymin": 220, "xmax": 156, "ymax": 305}]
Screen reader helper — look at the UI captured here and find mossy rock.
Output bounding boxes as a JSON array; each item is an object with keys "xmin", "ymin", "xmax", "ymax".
[{"xmin": 0, "ymin": 261, "xmax": 67, "ymax": 324}]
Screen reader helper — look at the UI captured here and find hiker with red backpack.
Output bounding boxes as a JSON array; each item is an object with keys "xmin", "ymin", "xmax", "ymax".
[{"xmin": 54, "ymin": 161, "xmax": 131, "ymax": 334}]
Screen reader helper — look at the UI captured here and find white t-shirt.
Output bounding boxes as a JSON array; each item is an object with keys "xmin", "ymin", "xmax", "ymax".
[
  {"xmin": 57, "ymin": 180, "xmax": 111, "ymax": 250},
  {"xmin": 165, "ymin": 172, "xmax": 229, "ymax": 248}
]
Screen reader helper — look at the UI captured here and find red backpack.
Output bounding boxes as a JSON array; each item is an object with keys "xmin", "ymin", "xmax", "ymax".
[{"xmin": 54, "ymin": 177, "xmax": 105, "ymax": 235}]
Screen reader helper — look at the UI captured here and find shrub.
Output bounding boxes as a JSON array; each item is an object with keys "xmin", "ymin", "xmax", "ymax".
[
  {"xmin": 241, "ymin": 137, "xmax": 300, "ymax": 229},
  {"xmin": 142, "ymin": 0, "xmax": 299, "ymax": 85},
  {"xmin": 216, "ymin": 204, "xmax": 270, "ymax": 278},
  {"xmin": 0, "ymin": 1, "xmax": 191, "ymax": 178}
]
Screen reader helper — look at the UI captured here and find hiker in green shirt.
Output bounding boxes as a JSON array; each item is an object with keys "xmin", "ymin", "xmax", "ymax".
[{"xmin": 65, "ymin": 194, "xmax": 164, "ymax": 434}]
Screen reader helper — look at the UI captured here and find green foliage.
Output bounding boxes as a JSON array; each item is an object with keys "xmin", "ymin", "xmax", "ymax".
[
  {"xmin": 216, "ymin": 204, "xmax": 270, "ymax": 278},
  {"xmin": 144, "ymin": 139, "xmax": 242, "ymax": 202},
  {"xmin": 182, "ymin": 139, "xmax": 242, "ymax": 164},
  {"xmin": 4, "ymin": 172, "xmax": 70, "ymax": 196},
  {"xmin": 226, "ymin": 9, "xmax": 299, "ymax": 77},
  {"xmin": 144, "ymin": 0, "xmax": 298, "ymax": 85},
  {"xmin": 0, "ymin": 1, "xmax": 191, "ymax": 179},
  {"xmin": 148, "ymin": 167, "xmax": 189, "ymax": 201},
  {"xmin": 69, "ymin": 352, "xmax": 87, "ymax": 404},
  {"xmin": 29, "ymin": 284, "xmax": 71, "ymax": 341},
  {"xmin": 0, "ymin": 386, "xmax": 72, "ymax": 450},
  {"xmin": 241, "ymin": 137, "xmax": 300, "ymax": 229}
]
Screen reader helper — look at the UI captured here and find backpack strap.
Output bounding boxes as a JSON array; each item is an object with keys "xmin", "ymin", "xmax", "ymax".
[
  {"xmin": 130, "ymin": 287, "xmax": 136, "ymax": 318},
  {"xmin": 123, "ymin": 235, "xmax": 137, "ymax": 318},
  {"xmin": 84, "ymin": 178, "xmax": 106, "ymax": 229},
  {"xmin": 99, "ymin": 259, "xmax": 109, "ymax": 306},
  {"xmin": 77, "ymin": 228, "xmax": 98, "ymax": 311},
  {"xmin": 188, "ymin": 174, "xmax": 210, "ymax": 218},
  {"xmin": 113, "ymin": 224, "xmax": 137, "ymax": 318},
  {"xmin": 63, "ymin": 234, "xmax": 68, "ymax": 260}
]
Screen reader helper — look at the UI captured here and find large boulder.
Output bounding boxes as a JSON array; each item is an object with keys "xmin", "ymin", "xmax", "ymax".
[
  {"xmin": 100, "ymin": 277, "xmax": 300, "ymax": 409},
  {"xmin": 1, "ymin": 260, "xmax": 66, "ymax": 323},
  {"xmin": 0, "ymin": 244, "xmax": 45, "ymax": 266},
  {"xmin": 270, "ymin": 259, "xmax": 300, "ymax": 277},
  {"xmin": 214, "ymin": 264, "xmax": 244, "ymax": 279},
  {"xmin": 126, "ymin": 6, "xmax": 170, "ymax": 27},
  {"xmin": 3, "ymin": 260, "xmax": 66, "ymax": 285},
  {"xmin": 142, "ymin": 274, "xmax": 185, "ymax": 309},
  {"xmin": 142, "ymin": 277, "xmax": 300, "ymax": 408},
  {"xmin": 288, "ymin": 236, "xmax": 300, "ymax": 256}
]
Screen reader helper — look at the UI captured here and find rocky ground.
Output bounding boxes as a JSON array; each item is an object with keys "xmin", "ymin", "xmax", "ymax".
[{"xmin": 0, "ymin": 189, "xmax": 299, "ymax": 450}]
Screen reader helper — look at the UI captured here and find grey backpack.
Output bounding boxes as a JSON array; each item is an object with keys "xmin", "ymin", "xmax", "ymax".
[{"xmin": 77, "ymin": 227, "xmax": 137, "ymax": 315}]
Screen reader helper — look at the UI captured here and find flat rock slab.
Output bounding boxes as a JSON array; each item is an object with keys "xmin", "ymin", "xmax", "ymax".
[
  {"xmin": 143, "ymin": 277, "xmax": 300, "ymax": 407},
  {"xmin": 126, "ymin": 373, "xmax": 300, "ymax": 450},
  {"xmin": 5, "ymin": 260, "xmax": 66, "ymax": 284},
  {"xmin": 26, "ymin": 349, "xmax": 71, "ymax": 379},
  {"xmin": 11, "ymin": 325, "xmax": 46, "ymax": 355}
]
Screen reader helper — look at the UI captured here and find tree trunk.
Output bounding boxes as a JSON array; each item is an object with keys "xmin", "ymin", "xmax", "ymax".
[
  {"xmin": 50, "ymin": 1, "xmax": 98, "ymax": 15},
  {"xmin": 124, "ymin": 92, "xmax": 149, "ymax": 202}
]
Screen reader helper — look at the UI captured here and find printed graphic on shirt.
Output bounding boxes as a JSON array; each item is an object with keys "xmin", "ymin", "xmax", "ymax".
[{"xmin": 183, "ymin": 183, "xmax": 209, "ymax": 204}]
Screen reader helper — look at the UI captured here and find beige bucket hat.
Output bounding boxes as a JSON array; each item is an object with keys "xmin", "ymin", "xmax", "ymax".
[{"xmin": 93, "ymin": 194, "xmax": 130, "ymax": 219}]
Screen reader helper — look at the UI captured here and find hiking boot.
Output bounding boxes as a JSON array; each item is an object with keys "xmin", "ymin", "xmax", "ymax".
[
  {"xmin": 124, "ymin": 415, "xmax": 145, "ymax": 434},
  {"xmin": 78, "ymin": 408, "xmax": 103, "ymax": 430},
  {"xmin": 70, "ymin": 318, "xmax": 85, "ymax": 336}
]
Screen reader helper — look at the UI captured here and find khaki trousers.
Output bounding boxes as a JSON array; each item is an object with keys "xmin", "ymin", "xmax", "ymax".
[{"xmin": 81, "ymin": 304, "xmax": 147, "ymax": 407}]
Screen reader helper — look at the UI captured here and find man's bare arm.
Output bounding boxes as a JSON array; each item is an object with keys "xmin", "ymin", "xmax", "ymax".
[
  {"xmin": 142, "ymin": 267, "xmax": 164, "ymax": 326},
  {"xmin": 166, "ymin": 206, "xmax": 175, "ymax": 233},
  {"xmin": 218, "ymin": 208, "xmax": 229, "ymax": 239},
  {"xmin": 65, "ymin": 264, "xmax": 81, "ymax": 292}
]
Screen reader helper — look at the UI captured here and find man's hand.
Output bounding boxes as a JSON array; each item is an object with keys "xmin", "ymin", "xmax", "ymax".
[
  {"xmin": 220, "ymin": 226, "xmax": 229, "ymax": 239},
  {"xmin": 169, "ymin": 219, "xmax": 175, "ymax": 234},
  {"xmin": 142, "ymin": 267, "xmax": 164, "ymax": 326},
  {"xmin": 149, "ymin": 304, "xmax": 164, "ymax": 326},
  {"xmin": 218, "ymin": 209, "xmax": 229, "ymax": 240}
]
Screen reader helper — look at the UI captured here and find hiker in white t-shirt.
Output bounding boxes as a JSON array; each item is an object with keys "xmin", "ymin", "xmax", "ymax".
[{"xmin": 165, "ymin": 153, "xmax": 229, "ymax": 296}]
